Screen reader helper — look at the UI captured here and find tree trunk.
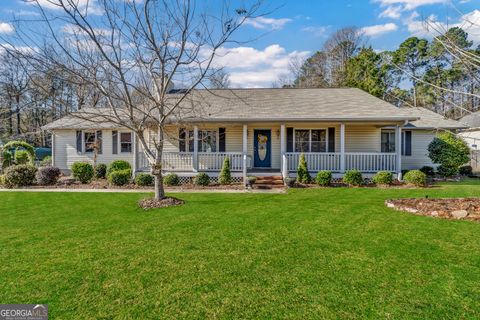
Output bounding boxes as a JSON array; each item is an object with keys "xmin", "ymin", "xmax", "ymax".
[
  {"xmin": 153, "ymin": 126, "xmax": 165, "ymax": 200},
  {"xmin": 154, "ymin": 171, "xmax": 165, "ymax": 200}
]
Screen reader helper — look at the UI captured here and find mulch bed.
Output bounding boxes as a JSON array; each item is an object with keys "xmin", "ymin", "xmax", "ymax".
[
  {"xmin": 138, "ymin": 197, "xmax": 185, "ymax": 210},
  {"xmin": 24, "ymin": 176, "xmax": 244, "ymax": 190},
  {"xmin": 386, "ymin": 198, "xmax": 480, "ymax": 221}
]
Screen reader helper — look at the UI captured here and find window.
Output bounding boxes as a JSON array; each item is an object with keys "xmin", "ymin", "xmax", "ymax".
[
  {"xmin": 295, "ymin": 129, "xmax": 327, "ymax": 152},
  {"xmin": 311, "ymin": 129, "xmax": 326, "ymax": 152},
  {"xmin": 198, "ymin": 130, "xmax": 217, "ymax": 152},
  {"xmin": 179, "ymin": 128, "xmax": 219, "ymax": 152},
  {"xmin": 381, "ymin": 130, "xmax": 396, "ymax": 153},
  {"xmin": 84, "ymin": 131, "xmax": 102, "ymax": 153},
  {"xmin": 120, "ymin": 132, "xmax": 132, "ymax": 153},
  {"xmin": 381, "ymin": 130, "xmax": 412, "ymax": 155}
]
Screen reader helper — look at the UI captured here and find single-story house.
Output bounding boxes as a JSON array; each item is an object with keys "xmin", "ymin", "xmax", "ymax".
[
  {"xmin": 43, "ymin": 88, "xmax": 465, "ymax": 182},
  {"xmin": 458, "ymin": 111, "xmax": 480, "ymax": 172}
]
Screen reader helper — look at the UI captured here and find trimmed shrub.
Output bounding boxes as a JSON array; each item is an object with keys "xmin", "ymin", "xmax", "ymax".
[
  {"xmin": 40, "ymin": 156, "xmax": 52, "ymax": 166},
  {"xmin": 372, "ymin": 171, "xmax": 393, "ymax": 185},
  {"xmin": 94, "ymin": 163, "xmax": 107, "ymax": 179},
  {"xmin": 343, "ymin": 169, "xmax": 363, "ymax": 186},
  {"xmin": 0, "ymin": 174, "xmax": 4, "ymax": 186},
  {"xmin": 437, "ymin": 165, "xmax": 458, "ymax": 178},
  {"xmin": 15, "ymin": 150, "xmax": 30, "ymax": 165},
  {"xmin": 459, "ymin": 165, "xmax": 473, "ymax": 176},
  {"xmin": 219, "ymin": 157, "xmax": 232, "ymax": 185},
  {"xmin": 36, "ymin": 166, "xmax": 61, "ymax": 185},
  {"xmin": 3, "ymin": 141, "xmax": 35, "ymax": 165},
  {"xmin": 194, "ymin": 172, "xmax": 210, "ymax": 186},
  {"xmin": 419, "ymin": 166, "xmax": 435, "ymax": 176},
  {"xmin": 428, "ymin": 132, "xmax": 469, "ymax": 176},
  {"xmin": 108, "ymin": 169, "xmax": 132, "ymax": 186},
  {"xmin": 164, "ymin": 173, "xmax": 180, "ymax": 186},
  {"xmin": 404, "ymin": 170, "xmax": 427, "ymax": 187},
  {"xmin": 297, "ymin": 153, "xmax": 311, "ymax": 183},
  {"xmin": 135, "ymin": 173, "xmax": 154, "ymax": 186},
  {"xmin": 71, "ymin": 162, "xmax": 94, "ymax": 184},
  {"xmin": 316, "ymin": 170, "xmax": 332, "ymax": 186},
  {"xmin": 3, "ymin": 164, "xmax": 37, "ymax": 188},
  {"xmin": 107, "ymin": 160, "xmax": 131, "ymax": 177}
]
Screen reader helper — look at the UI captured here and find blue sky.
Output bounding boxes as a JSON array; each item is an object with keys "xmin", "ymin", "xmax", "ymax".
[{"xmin": 0, "ymin": 0, "xmax": 479, "ymax": 87}]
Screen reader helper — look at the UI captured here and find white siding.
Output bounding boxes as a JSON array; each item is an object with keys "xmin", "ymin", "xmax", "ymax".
[
  {"xmin": 53, "ymin": 129, "xmax": 135, "ymax": 170},
  {"xmin": 53, "ymin": 125, "xmax": 438, "ymax": 172},
  {"xmin": 345, "ymin": 125, "xmax": 380, "ymax": 152},
  {"xmin": 401, "ymin": 129, "xmax": 437, "ymax": 170}
]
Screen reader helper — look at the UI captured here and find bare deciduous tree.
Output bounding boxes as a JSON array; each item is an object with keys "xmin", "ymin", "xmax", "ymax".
[
  {"xmin": 2, "ymin": 0, "xmax": 263, "ymax": 200},
  {"xmin": 208, "ymin": 68, "xmax": 231, "ymax": 89}
]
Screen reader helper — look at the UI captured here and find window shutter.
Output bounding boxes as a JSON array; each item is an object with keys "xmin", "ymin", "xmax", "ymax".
[
  {"xmin": 219, "ymin": 128, "xmax": 226, "ymax": 152},
  {"xmin": 112, "ymin": 130, "xmax": 118, "ymax": 154},
  {"xmin": 179, "ymin": 128, "xmax": 186, "ymax": 152},
  {"xmin": 76, "ymin": 130, "xmax": 82, "ymax": 153},
  {"xmin": 328, "ymin": 127, "xmax": 335, "ymax": 152},
  {"xmin": 286, "ymin": 127, "xmax": 293, "ymax": 152},
  {"xmin": 404, "ymin": 131, "xmax": 412, "ymax": 156},
  {"xmin": 96, "ymin": 130, "xmax": 102, "ymax": 154}
]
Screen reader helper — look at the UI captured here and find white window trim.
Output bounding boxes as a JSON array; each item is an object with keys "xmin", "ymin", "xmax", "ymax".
[
  {"xmin": 380, "ymin": 129, "xmax": 396, "ymax": 153},
  {"xmin": 82, "ymin": 130, "xmax": 101, "ymax": 154},
  {"xmin": 184, "ymin": 129, "xmax": 219, "ymax": 153},
  {"xmin": 293, "ymin": 128, "xmax": 329, "ymax": 153},
  {"xmin": 119, "ymin": 130, "xmax": 133, "ymax": 154}
]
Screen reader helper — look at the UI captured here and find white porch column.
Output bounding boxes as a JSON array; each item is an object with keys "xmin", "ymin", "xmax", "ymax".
[
  {"xmin": 395, "ymin": 125, "xmax": 402, "ymax": 180},
  {"xmin": 242, "ymin": 124, "xmax": 248, "ymax": 186},
  {"xmin": 132, "ymin": 132, "xmax": 137, "ymax": 178},
  {"xmin": 51, "ymin": 132, "xmax": 56, "ymax": 167},
  {"xmin": 280, "ymin": 124, "xmax": 287, "ymax": 178},
  {"xmin": 193, "ymin": 125, "xmax": 199, "ymax": 172},
  {"xmin": 340, "ymin": 123, "xmax": 345, "ymax": 173}
]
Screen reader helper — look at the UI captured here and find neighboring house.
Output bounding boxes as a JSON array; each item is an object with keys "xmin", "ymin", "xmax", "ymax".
[
  {"xmin": 43, "ymin": 88, "xmax": 465, "ymax": 182},
  {"xmin": 458, "ymin": 111, "xmax": 480, "ymax": 172}
]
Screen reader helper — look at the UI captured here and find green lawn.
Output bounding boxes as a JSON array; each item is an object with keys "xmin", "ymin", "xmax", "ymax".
[{"xmin": 1, "ymin": 183, "xmax": 480, "ymax": 319}]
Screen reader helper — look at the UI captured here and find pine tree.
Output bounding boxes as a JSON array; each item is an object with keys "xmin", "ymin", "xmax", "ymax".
[
  {"xmin": 219, "ymin": 157, "xmax": 232, "ymax": 185},
  {"xmin": 297, "ymin": 153, "xmax": 310, "ymax": 183}
]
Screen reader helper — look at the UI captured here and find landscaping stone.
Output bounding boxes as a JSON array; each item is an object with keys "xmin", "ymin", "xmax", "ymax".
[
  {"xmin": 385, "ymin": 198, "xmax": 480, "ymax": 222},
  {"xmin": 451, "ymin": 210, "xmax": 468, "ymax": 219}
]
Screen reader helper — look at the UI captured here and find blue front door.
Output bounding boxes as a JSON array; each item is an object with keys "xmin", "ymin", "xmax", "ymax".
[{"xmin": 254, "ymin": 129, "xmax": 271, "ymax": 168}]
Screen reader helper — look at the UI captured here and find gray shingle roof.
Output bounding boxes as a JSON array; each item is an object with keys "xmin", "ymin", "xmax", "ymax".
[
  {"xmin": 177, "ymin": 88, "xmax": 418, "ymax": 122},
  {"xmin": 42, "ymin": 88, "xmax": 464, "ymax": 130},
  {"xmin": 460, "ymin": 111, "xmax": 480, "ymax": 128},
  {"xmin": 404, "ymin": 107, "xmax": 466, "ymax": 129}
]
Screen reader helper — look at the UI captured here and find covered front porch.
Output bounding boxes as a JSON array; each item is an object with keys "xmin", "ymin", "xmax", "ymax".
[{"xmin": 135, "ymin": 122, "xmax": 404, "ymax": 183}]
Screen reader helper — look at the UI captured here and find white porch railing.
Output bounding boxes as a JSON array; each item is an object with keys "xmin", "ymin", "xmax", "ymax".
[
  {"xmin": 198, "ymin": 152, "xmax": 244, "ymax": 171},
  {"xmin": 284, "ymin": 152, "xmax": 397, "ymax": 173},
  {"xmin": 345, "ymin": 153, "xmax": 397, "ymax": 172},
  {"xmin": 137, "ymin": 152, "xmax": 244, "ymax": 172},
  {"xmin": 137, "ymin": 152, "xmax": 193, "ymax": 171},
  {"xmin": 285, "ymin": 153, "xmax": 341, "ymax": 172}
]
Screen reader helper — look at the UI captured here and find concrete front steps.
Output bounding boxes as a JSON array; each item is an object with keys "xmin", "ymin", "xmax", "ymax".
[{"xmin": 253, "ymin": 176, "xmax": 285, "ymax": 189}]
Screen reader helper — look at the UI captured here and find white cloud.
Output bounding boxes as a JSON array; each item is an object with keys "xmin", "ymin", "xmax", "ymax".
[
  {"xmin": 361, "ymin": 23, "xmax": 398, "ymax": 37},
  {"xmin": 406, "ymin": 9, "xmax": 480, "ymax": 43},
  {"xmin": 0, "ymin": 22, "xmax": 14, "ymax": 34},
  {"xmin": 244, "ymin": 17, "xmax": 292, "ymax": 30},
  {"xmin": 374, "ymin": 0, "xmax": 449, "ymax": 11},
  {"xmin": 302, "ymin": 26, "xmax": 329, "ymax": 37},
  {"xmin": 26, "ymin": 0, "xmax": 102, "ymax": 15},
  {"xmin": 379, "ymin": 6, "xmax": 403, "ymax": 19},
  {"xmin": 210, "ymin": 44, "xmax": 310, "ymax": 87}
]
